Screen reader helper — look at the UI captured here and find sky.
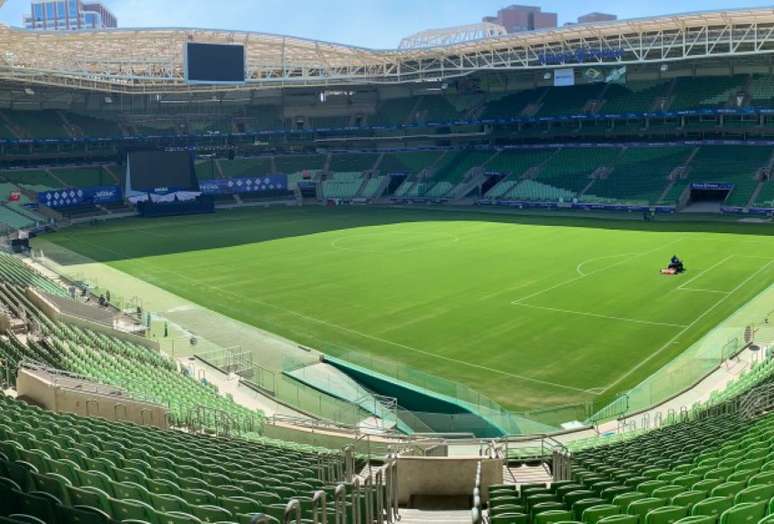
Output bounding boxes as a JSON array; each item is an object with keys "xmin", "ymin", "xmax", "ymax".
[{"xmin": 1, "ymin": 0, "xmax": 773, "ymax": 49}]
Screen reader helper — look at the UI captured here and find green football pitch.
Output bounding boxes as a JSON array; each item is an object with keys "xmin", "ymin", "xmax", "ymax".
[{"xmin": 41, "ymin": 206, "xmax": 774, "ymax": 417}]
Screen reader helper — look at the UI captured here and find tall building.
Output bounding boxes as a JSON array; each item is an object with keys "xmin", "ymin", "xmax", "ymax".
[
  {"xmin": 482, "ymin": 5, "xmax": 558, "ymax": 34},
  {"xmin": 578, "ymin": 12, "xmax": 617, "ymax": 24},
  {"xmin": 24, "ymin": 0, "xmax": 117, "ymax": 31}
]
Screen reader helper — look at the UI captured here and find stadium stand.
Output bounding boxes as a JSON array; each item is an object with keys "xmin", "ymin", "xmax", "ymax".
[
  {"xmin": 537, "ymin": 84, "xmax": 606, "ymax": 117},
  {"xmin": 379, "ymin": 151, "xmax": 443, "ymax": 175},
  {"xmin": 329, "ymin": 153, "xmax": 378, "ymax": 173},
  {"xmin": 537, "ymin": 148, "xmax": 621, "ymax": 194},
  {"xmin": 373, "ymin": 98, "xmax": 418, "ymax": 126},
  {"xmin": 0, "ymin": 170, "xmax": 63, "ymax": 190},
  {"xmin": 0, "ymin": 393, "xmax": 351, "ymax": 524},
  {"xmin": 50, "ymin": 167, "xmax": 117, "ymax": 188},
  {"xmin": 1, "ymin": 110, "xmax": 69, "ymax": 139},
  {"xmin": 486, "ymin": 356, "xmax": 774, "ymax": 523},
  {"xmin": 360, "ymin": 176, "xmax": 387, "ymax": 198},
  {"xmin": 274, "ymin": 154, "xmax": 326, "ymax": 174},
  {"xmin": 322, "ymin": 172, "xmax": 364, "ymax": 199},
  {"xmin": 670, "ymin": 76, "xmax": 747, "ymax": 111},
  {"xmin": 482, "ymin": 88, "xmax": 548, "ymax": 119},
  {"xmin": 754, "ymin": 180, "xmax": 774, "ymax": 208},
  {"xmin": 663, "ymin": 146, "xmax": 770, "ymax": 205},
  {"xmin": 215, "ymin": 158, "xmax": 274, "ymax": 180},
  {"xmin": 64, "ymin": 113, "xmax": 123, "ymax": 138},
  {"xmin": 589, "ymin": 147, "xmax": 693, "ymax": 204},
  {"xmin": 600, "ymin": 81, "xmax": 672, "ymax": 114}
]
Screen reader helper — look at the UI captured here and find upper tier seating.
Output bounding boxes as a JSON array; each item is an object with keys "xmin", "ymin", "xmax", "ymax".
[
  {"xmin": 217, "ymin": 158, "xmax": 274, "ymax": 180},
  {"xmin": 415, "ymin": 96, "xmax": 461, "ymax": 123},
  {"xmin": 670, "ymin": 76, "xmax": 747, "ymax": 111},
  {"xmin": 274, "ymin": 155, "xmax": 325, "ymax": 174},
  {"xmin": 329, "ymin": 153, "xmax": 378, "ymax": 173},
  {"xmin": 0, "ymin": 170, "xmax": 64, "ymax": 190},
  {"xmin": 749, "ymin": 75, "xmax": 774, "ymax": 108},
  {"xmin": 379, "ymin": 151, "xmax": 443, "ymax": 175},
  {"xmin": 537, "ymin": 148, "xmax": 620, "ymax": 194},
  {"xmin": 1, "ymin": 110, "xmax": 69, "ymax": 139},
  {"xmin": 601, "ymin": 81, "xmax": 672, "ymax": 114},
  {"xmin": 51, "ymin": 167, "xmax": 117, "ymax": 188},
  {"xmin": 590, "ymin": 147, "xmax": 693, "ymax": 205},
  {"xmin": 65, "ymin": 113, "xmax": 123, "ymax": 138},
  {"xmin": 373, "ymin": 98, "xmax": 418, "ymax": 126},
  {"xmin": 537, "ymin": 84, "xmax": 606, "ymax": 117},
  {"xmin": 482, "ymin": 88, "xmax": 548, "ymax": 119}
]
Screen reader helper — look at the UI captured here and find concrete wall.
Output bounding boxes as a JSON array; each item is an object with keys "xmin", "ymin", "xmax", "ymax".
[
  {"xmin": 26, "ymin": 288, "xmax": 158, "ymax": 351},
  {"xmin": 16, "ymin": 368, "xmax": 169, "ymax": 429},
  {"xmin": 397, "ymin": 456, "xmax": 502, "ymax": 505}
]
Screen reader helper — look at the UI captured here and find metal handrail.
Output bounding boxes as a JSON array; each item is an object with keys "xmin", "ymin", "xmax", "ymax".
[
  {"xmin": 283, "ymin": 499, "xmax": 301, "ymax": 524},
  {"xmin": 311, "ymin": 490, "xmax": 328, "ymax": 524}
]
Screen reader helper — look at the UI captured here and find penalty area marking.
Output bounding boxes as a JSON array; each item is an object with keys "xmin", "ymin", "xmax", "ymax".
[
  {"xmin": 512, "ymin": 236, "xmax": 686, "ymax": 305},
  {"xmin": 601, "ymin": 258, "xmax": 774, "ymax": 394},
  {"xmin": 512, "ymin": 303, "xmax": 689, "ymax": 329},
  {"xmin": 576, "ymin": 253, "xmax": 639, "ymax": 276},
  {"xmin": 68, "ymin": 235, "xmax": 593, "ymax": 397}
]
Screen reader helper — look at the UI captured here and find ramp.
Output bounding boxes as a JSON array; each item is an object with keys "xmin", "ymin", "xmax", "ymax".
[{"xmin": 285, "ymin": 362, "xmax": 411, "ymax": 434}]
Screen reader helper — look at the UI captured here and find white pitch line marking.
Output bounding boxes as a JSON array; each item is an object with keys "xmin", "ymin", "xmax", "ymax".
[
  {"xmin": 676, "ymin": 255, "xmax": 734, "ymax": 292},
  {"xmin": 576, "ymin": 253, "xmax": 638, "ymax": 276},
  {"xmin": 69, "ymin": 236, "xmax": 594, "ymax": 396},
  {"xmin": 513, "ymin": 303, "xmax": 689, "ymax": 328},
  {"xmin": 512, "ymin": 236, "xmax": 686, "ymax": 305},
  {"xmin": 601, "ymin": 258, "xmax": 774, "ymax": 394}
]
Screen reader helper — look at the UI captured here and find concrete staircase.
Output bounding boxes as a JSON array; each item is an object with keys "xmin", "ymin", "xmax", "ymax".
[
  {"xmin": 508, "ymin": 463, "xmax": 553, "ymax": 486},
  {"xmin": 398, "ymin": 509, "xmax": 470, "ymax": 523}
]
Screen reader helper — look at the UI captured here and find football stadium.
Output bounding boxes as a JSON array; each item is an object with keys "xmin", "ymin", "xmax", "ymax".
[{"xmin": 0, "ymin": 1, "xmax": 773, "ymax": 522}]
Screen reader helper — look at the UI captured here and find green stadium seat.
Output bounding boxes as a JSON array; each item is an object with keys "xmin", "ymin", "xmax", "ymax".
[
  {"xmin": 490, "ymin": 513, "xmax": 528, "ymax": 524},
  {"xmin": 574, "ymin": 499, "xmax": 608, "ymax": 520},
  {"xmin": 670, "ymin": 491, "xmax": 706, "ymax": 510},
  {"xmin": 583, "ymin": 505, "xmax": 620, "ymax": 524},
  {"xmin": 537, "ymin": 510, "xmax": 575, "ymax": 524},
  {"xmin": 734, "ymin": 484, "xmax": 774, "ymax": 504},
  {"xmin": 691, "ymin": 497, "xmax": 734, "ymax": 519},
  {"xmin": 718, "ymin": 503, "xmax": 766, "ymax": 524},
  {"xmin": 644, "ymin": 506, "xmax": 689, "ymax": 524}
]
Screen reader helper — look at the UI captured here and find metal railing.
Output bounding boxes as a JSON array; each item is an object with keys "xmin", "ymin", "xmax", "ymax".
[{"xmin": 471, "ymin": 460, "xmax": 483, "ymax": 524}]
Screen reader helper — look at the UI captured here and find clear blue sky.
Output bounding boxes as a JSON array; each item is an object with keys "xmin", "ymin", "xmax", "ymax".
[{"xmin": 1, "ymin": 0, "xmax": 772, "ymax": 49}]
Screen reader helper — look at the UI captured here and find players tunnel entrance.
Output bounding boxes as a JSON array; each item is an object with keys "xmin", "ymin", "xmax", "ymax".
[
  {"xmin": 324, "ymin": 356, "xmax": 508, "ymax": 438},
  {"xmin": 687, "ymin": 183, "xmax": 734, "ymax": 204}
]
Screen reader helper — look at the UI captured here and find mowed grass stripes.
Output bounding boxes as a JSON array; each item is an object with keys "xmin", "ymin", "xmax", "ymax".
[{"xmin": 43, "ymin": 207, "xmax": 774, "ymax": 414}]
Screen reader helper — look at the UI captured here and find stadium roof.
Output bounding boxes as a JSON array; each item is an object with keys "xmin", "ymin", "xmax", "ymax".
[{"xmin": 2, "ymin": 7, "xmax": 774, "ymax": 94}]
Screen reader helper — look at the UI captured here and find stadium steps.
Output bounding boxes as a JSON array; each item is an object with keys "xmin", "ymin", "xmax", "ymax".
[
  {"xmin": 748, "ymin": 149, "xmax": 774, "ymax": 208},
  {"xmin": 43, "ymin": 169, "xmax": 68, "ymax": 188},
  {"xmin": 372, "ymin": 152, "xmax": 385, "ymax": 172},
  {"xmin": 399, "ymin": 509, "xmax": 471, "ymax": 523},
  {"xmin": 214, "ymin": 159, "xmax": 226, "ymax": 179},
  {"xmin": 508, "ymin": 463, "xmax": 553, "ymax": 486},
  {"xmin": 0, "ymin": 112, "xmax": 22, "ymax": 140},
  {"xmin": 56, "ymin": 111, "xmax": 79, "ymax": 139},
  {"xmin": 101, "ymin": 165, "xmax": 120, "ymax": 184},
  {"xmin": 747, "ymin": 180, "xmax": 767, "ymax": 208}
]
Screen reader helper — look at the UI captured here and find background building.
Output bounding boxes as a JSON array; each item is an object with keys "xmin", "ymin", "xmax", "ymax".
[
  {"xmin": 482, "ymin": 4, "xmax": 557, "ymax": 33},
  {"xmin": 578, "ymin": 12, "xmax": 618, "ymax": 24},
  {"xmin": 24, "ymin": 0, "xmax": 117, "ymax": 31}
]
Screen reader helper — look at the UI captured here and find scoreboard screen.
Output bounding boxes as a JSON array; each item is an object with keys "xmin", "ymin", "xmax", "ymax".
[{"xmin": 185, "ymin": 42, "xmax": 245, "ymax": 84}]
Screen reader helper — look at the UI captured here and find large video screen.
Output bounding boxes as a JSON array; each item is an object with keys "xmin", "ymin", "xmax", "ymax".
[
  {"xmin": 186, "ymin": 42, "xmax": 245, "ymax": 83},
  {"xmin": 128, "ymin": 151, "xmax": 197, "ymax": 192}
]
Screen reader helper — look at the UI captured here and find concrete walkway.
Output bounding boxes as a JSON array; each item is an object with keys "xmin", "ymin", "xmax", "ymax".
[{"xmin": 180, "ymin": 355, "xmax": 301, "ymax": 418}]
